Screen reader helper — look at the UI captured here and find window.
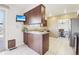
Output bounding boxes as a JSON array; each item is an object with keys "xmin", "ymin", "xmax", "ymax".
[
  {"xmin": 0, "ymin": 10, "xmax": 5, "ymax": 23},
  {"xmin": 0, "ymin": 10, "xmax": 5, "ymax": 37},
  {"xmin": 0, "ymin": 10, "xmax": 5, "ymax": 49}
]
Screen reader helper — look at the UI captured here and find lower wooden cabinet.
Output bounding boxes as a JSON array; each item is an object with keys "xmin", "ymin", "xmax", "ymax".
[
  {"xmin": 23, "ymin": 32, "xmax": 49, "ymax": 55},
  {"xmin": 23, "ymin": 33, "xmax": 28, "ymax": 44},
  {"xmin": 43, "ymin": 34, "xmax": 49, "ymax": 54}
]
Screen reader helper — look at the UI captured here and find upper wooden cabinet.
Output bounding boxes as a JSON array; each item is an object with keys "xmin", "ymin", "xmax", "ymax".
[{"xmin": 24, "ymin": 4, "xmax": 47, "ymax": 26}]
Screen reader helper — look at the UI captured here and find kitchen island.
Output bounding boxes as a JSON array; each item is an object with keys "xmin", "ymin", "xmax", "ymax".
[{"xmin": 23, "ymin": 31, "xmax": 49, "ymax": 55}]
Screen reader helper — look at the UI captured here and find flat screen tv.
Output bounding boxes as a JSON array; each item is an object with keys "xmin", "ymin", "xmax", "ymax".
[{"xmin": 16, "ymin": 15, "xmax": 26, "ymax": 22}]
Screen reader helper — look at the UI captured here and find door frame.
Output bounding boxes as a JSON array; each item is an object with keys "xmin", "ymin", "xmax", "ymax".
[{"xmin": 0, "ymin": 6, "xmax": 8, "ymax": 50}]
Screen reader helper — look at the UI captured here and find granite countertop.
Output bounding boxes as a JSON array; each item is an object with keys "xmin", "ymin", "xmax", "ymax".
[{"xmin": 25, "ymin": 31, "xmax": 49, "ymax": 34}]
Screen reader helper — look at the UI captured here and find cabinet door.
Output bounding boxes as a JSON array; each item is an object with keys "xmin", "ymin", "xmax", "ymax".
[
  {"xmin": 24, "ymin": 5, "xmax": 44, "ymax": 25},
  {"xmin": 23, "ymin": 33, "xmax": 28, "ymax": 44},
  {"xmin": 43, "ymin": 33, "xmax": 49, "ymax": 54},
  {"xmin": 33, "ymin": 34, "xmax": 42, "ymax": 54},
  {"xmin": 41, "ymin": 5, "xmax": 45, "ymax": 25},
  {"xmin": 27, "ymin": 33, "xmax": 34, "ymax": 48},
  {"xmin": 27, "ymin": 33, "xmax": 43, "ymax": 54},
  {"xmin": 30, "ymin": 6, "xmax": 41, "ymax": 24}
]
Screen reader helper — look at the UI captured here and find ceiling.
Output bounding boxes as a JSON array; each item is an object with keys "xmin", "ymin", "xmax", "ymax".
[
  {"xmin": 45, "ymin": 4, "xmax": 79, "ymax": 16},
  {"xmin": 7, "ymin": 4, "xmax": 79, "ymax": 17}
]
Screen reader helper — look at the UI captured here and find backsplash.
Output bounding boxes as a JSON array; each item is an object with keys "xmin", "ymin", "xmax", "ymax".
[{"xmin": 23, "ymin": 25, "xmax": 48, "ymax": 32}]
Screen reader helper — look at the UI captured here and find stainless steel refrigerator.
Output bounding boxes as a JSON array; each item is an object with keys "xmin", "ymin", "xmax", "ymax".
[{"xmin": 70, "ymin": 18, "xmax": 79, "ymax": 55}]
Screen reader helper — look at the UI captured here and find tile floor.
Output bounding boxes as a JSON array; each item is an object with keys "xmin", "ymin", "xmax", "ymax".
[
  {"xmin": 0, "ymin": 37, "xmax": 75, "ymax": 55},
  {"xmin": 45, "ymin": 37, "xmax": 75, "ymax": 55}
]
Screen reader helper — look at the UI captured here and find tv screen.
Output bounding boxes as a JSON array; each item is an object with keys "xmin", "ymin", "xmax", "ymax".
[{"xmin": 16, "ymin": 15, "xmax": 26, "ymax": 22}]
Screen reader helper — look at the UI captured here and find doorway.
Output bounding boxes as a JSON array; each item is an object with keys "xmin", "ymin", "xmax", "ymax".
[{"xmin": 57, "ymin": 19, "xmax": 71, "ymax": 38}]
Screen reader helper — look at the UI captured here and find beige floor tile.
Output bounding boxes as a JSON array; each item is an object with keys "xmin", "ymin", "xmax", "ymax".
[{"xmin": 0, "ymin": 37, "xmax": 75, "ymax": 55}]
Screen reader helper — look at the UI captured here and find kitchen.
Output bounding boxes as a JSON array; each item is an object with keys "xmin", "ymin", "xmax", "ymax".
[{"xmin": 0, "ymin": 4, "xmax": 79, "ymax": 55}]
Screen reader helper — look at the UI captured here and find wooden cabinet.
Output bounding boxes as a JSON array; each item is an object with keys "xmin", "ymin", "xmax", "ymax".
[
  {"xmin": 43, "ymin": 34, "xmax": 49, "ymax": 54},
  {"xmin": 24, "ymin": 4, "xmax": 47, "ymax": 26},
  {"xmin": 41, "ymin": 5, "xmax": 47, "ymax": 26},
  {"xmin": 23, "ymin": 33, "xmax": 28, "ymax": 44},
  {"xmin": 27, "ymin": 33, "xmax": 34, "ymax": 48},
  {"xmin": 24, "ymin": 32, "xmax": 49, "ymax": 55},
  {"xmin": 43, "ymin": 20, "xmax": 47, "ymax": 26},
  {"xmin": 27, "ymin": 33, "xmax": 42, "ymax": 54}
]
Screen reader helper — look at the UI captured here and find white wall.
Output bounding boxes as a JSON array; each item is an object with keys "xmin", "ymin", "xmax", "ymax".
[
  {"xmin": 7, "ymin": 5, "xmax": 24, "ymax": 48},
  {"xmin": 47, "ymin": 17, "xmax": 59, "ymax": 37},
  {"xmin": 71, "ymin": 18, "xmax": 79, "ymax": 34},
  {"xmin": 0, "ymin": 5, "xmax": 24, "ymax": 49}
]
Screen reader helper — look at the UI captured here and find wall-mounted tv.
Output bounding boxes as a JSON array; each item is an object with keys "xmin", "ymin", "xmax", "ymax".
[{"xmin": 16, "ymin": 15, "xmax": 26, "ymax": 22}]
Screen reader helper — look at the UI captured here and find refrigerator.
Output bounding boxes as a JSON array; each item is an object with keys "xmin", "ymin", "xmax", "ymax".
[{"xmin": 70, "ymin": 18, "xmax": 79, "ymax": 55}]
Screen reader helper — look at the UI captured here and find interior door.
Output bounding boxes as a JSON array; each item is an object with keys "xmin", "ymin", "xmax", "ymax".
[{"xmin": 0, "ymin": 10, "xmax": 5, "ymax": 51}]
